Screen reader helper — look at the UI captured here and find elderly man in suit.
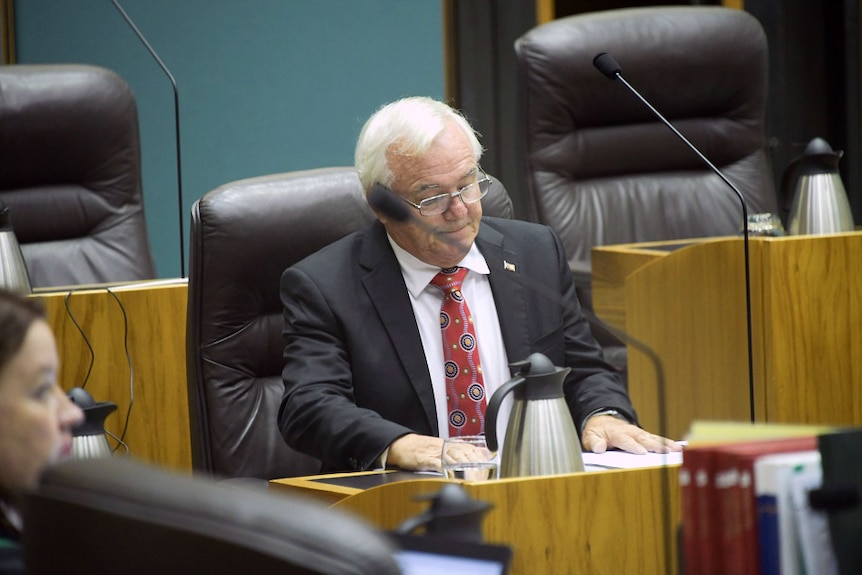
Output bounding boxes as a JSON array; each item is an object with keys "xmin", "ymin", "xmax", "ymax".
[{"xmin": 278, "ymin": 96, "xmax": 679, "ymax": 473}]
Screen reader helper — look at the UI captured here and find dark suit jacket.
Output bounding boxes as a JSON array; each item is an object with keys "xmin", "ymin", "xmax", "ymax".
[{"xmin": 278, "ymin": 217, "xmax": 636, "ymax": 471}]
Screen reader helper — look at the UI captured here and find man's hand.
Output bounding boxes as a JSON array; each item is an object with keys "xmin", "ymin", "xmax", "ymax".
[
  {"xmin": 387, "ymin": 433, "xmax": 445, "ymax": 472},
  {"xmin": 581, "ymin": 415, "xmax": 683, "ymax": 455}
]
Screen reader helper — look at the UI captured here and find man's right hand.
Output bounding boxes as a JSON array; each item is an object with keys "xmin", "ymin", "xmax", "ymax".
[{"xmin": 387, "ymin": 433, "xmax": 445, "ymax": 472}]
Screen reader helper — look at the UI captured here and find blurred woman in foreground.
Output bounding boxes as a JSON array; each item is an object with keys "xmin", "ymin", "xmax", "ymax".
[{"xmin": 0, "ymin": 289, "xmax": 83, "ymax": 574}]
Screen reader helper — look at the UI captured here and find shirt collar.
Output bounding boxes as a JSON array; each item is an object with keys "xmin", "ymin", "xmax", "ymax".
[{"xmin": 386, "ymin": 234, "xmax": 490, "ymax": 298}]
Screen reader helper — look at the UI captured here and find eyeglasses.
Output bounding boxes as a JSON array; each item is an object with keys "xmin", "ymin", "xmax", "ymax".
[{"xmin": 394, "ymin": 169, "xmax": 491, "ymax": 217}]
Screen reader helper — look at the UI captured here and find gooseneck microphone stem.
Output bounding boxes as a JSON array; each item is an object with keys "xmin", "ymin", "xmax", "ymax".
[
  {"xmin": 589, "ymin": 315, "xmax": 673, "ymax": 575},
  {"xmin": 593, "ymin": 52, "xmax": 755, "ymax": 423},
  {"xmin": 112, "ymin": 0, "xmax": 186, "ymax": 278}
]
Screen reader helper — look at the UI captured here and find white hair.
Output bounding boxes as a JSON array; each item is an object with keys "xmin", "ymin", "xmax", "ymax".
[{"xmin": 354, "ymin": 96, "xmax": 484, "ymax": 191}]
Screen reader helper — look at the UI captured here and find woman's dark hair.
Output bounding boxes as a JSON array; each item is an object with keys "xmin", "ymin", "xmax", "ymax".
[{"xmin": 0, "ymin": 289, "xmax": 46, "ymax": 374}]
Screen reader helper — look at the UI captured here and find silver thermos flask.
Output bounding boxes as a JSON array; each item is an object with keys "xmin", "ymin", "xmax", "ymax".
[
  {"xmin": 784, "ymin": 137, "xmax": 855, "ymax": 235},
  {"xmin": 485, "ymin": 353, "xmax": 584, "ymax": 478}
]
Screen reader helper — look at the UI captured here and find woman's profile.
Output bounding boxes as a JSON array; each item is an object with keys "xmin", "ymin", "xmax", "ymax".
[{"xmin": 0, "ymin": 289, "xmax": 84, "ymax": 574}]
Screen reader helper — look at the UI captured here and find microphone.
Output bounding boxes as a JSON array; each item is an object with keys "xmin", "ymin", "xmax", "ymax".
[
  {"xmin": 369, "ymin": 180, "xmax": 675, "ymax": 575},
  {"xmin": 112, "ymin": 0, "xmax": 186, "ymax": 278},
  {"xmin": 593, "ymin": 52, "xmax": 756, "ymax": 423},
  {"xmin": 368, "ymin": 183, "xmax": 412, "ymax": 222}
]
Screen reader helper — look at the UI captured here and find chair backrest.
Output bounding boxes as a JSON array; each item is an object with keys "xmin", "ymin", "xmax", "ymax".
[
  {"xmin": 0, "ymin": 64, "xmax": 156, "ymax": 287},
  {"xmin": 22, "ymin": 457, "xmax": 402, "ymax": 575},
  {"xmin": 186, "ymin": 166, "xmax": 513, "ymax": 480},
  {"xmin": 515, "ymin": 6, "xmax": 778, "ymax": 270}
]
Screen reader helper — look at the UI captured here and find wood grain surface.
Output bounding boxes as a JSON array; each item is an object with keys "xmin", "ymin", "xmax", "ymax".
[
  {"xmin": 593, "ymin": 233, "xmax": 862, "ymax": 440},
  {"xmin": 34, "ymin": 280, "xmax": 192, "ymax": 471},
  {"xmin": 275, "ymin": 466, "xmax": 680, "ymax": 575}
]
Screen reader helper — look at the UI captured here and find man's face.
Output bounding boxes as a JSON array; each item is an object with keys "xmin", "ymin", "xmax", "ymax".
[{"xmin": 381, "ymin": 122, "xmax": 483, "ymax": 269}]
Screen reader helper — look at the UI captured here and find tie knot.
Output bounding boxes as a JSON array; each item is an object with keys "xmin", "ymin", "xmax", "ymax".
[{"xmin": 430, "ymin": 266, "xmax": 468, "ymax": 291}]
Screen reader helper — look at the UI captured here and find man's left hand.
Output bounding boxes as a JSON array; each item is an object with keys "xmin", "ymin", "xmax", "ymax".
[{"xmin": 581, "ymin": 415, "xmax": 682, "ymax": 455}]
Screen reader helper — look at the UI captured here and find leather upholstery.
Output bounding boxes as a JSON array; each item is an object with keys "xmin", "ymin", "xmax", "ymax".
[
  {"xmin": 187, "ymin": 167, "xmax": 513, "ymax": 480},
  {"xmin": 0, "ymin": 64, "xmax": 156, "ymax": 287},
  {"xmin": 515, "ymin": 6, "xmax": 778, "ymax": 360},
  {"xmin": 23, "ymin": 457, "xmax": 402, "ymax": 574}
]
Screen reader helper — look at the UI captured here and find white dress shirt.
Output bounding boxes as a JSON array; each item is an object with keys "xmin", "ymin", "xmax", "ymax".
[{"xmin": 387, "ymin": 236, "xmax": 513, "ymax": 446}]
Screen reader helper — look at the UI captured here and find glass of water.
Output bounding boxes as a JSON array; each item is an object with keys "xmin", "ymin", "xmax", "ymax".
[
  {"xmin": 742, "ymin": 212, "xmax": 785, "ymax": 237},
  {"xmin": 441, "ymin": 435, "xmax": 498, "ymax": 481}
]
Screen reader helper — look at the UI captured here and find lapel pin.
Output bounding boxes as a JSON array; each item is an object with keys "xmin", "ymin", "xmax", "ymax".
[{"xmin": 503, "ymin": 260, "xmax": 516, "ymax": 272}]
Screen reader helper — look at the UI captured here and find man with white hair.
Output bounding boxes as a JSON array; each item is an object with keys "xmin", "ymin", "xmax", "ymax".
[{"xmin": 278, "ymin": 96, "xmax": 679, "ymax": 472}]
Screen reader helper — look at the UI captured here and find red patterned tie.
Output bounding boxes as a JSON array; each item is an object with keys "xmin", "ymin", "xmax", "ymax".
[{"xmin": 430, "ymin": 267, "xmax": 486, "ymax": 436}]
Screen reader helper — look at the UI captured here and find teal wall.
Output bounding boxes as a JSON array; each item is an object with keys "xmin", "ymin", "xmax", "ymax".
[{"xmin": 15, "ymin": 0, "xmax": 444, "ymax": 277}]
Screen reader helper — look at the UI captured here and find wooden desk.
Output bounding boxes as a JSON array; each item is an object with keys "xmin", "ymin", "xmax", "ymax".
[
  {"xmin": 34, "ymin": 279, "xmax": 192, "ymax": 471},
  {"xmin": 272, "ymin": 466, "xmax": 681, "ymax": 575},
  {"xmin": 592, "ymin": 233, "xmax": 862, "ymax": 439}
]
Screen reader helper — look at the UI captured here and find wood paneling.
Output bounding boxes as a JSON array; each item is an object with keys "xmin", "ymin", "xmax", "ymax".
[
  {"xmin": 592, "ymin": 233, "xmax": 862, "ymax": 440},
  {"xmin": 34, "ymin": 280, "xmax": 191, "ymax": 472},
  {"xmin": 273, "ymin": 465, "xmax": 680, "ymax": 575}
]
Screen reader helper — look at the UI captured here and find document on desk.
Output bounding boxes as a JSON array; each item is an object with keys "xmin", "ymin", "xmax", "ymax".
[{"xmin": 582, "ymin": 446, "xmax": 684, "ymax": 471}]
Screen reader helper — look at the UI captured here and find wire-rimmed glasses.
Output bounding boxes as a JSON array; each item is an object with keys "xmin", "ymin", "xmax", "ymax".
[{"xmin": 394, "ymin": 168, "xmax": 491, "ymax": 217}]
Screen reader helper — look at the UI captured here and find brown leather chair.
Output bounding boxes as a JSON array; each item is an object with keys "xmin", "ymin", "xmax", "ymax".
[
  {"xmin": 187, "ymin": 167, "xmax": 514, "ymax": 480},
  {"xmin": 0, "ymin": 64, "xmax": 156, "ymax": 287},
  {"xmin": 22, "ymin": 457, "xmax": 402, "ymax": 575},
  {"xmin": 515, "ymin": 6, "xmax": 778, "ymax": 369}
]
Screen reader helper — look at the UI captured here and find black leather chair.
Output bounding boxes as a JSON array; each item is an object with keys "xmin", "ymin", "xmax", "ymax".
[
  {"xmin": 515, "ymin": 6, "xmax": 779, "ymax": 369},
  {"xmin": 0, "ymin": 64, "xmax": 156, "ymax": 287},
  {"xmin": 22, "ymin": 457, "xmax": 402, "ymax": 575},
  {"xmin": 187, "ymin": 167, "xmax": 514, "ymax": 480}
]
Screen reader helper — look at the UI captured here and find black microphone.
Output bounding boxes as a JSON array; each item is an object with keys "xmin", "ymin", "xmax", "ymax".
[
  {"xmin": 593, "ymin": 51, "xmax": 756, "ymax": 423},
  {"xmin": 112, "ymin": 0, "xmax": 186, "ymax": 278},
  {"xmin": 368, "ymin": 183, "xmax": 412, "ymax": 222}
]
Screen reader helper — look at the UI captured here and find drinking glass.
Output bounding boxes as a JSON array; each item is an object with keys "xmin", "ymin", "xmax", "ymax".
[
  {"xmin": 441, "ymin": 435, "xmax": 498, "ymax": 481},
  {"xmin": 742, "ymin": 212, "xmax": 785, "ymax": 237}
]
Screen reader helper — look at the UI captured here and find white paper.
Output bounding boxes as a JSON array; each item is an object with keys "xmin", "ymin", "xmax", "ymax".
[{"xmin": 581, "ymin": 446, "xmax": 684, "ymax": 470}]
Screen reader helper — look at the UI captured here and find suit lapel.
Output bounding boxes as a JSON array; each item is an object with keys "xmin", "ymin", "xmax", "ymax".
[
  {"xmin": 475, "ymin": 222, "xmax": 533, "ymax": 367},
  {"xmin": 355, "ymin": 219, "xmax": 535, "ymax": 434},
  {"xmin": 359, "ymin": 222, "xmax": 438, "ymax": 435}
]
